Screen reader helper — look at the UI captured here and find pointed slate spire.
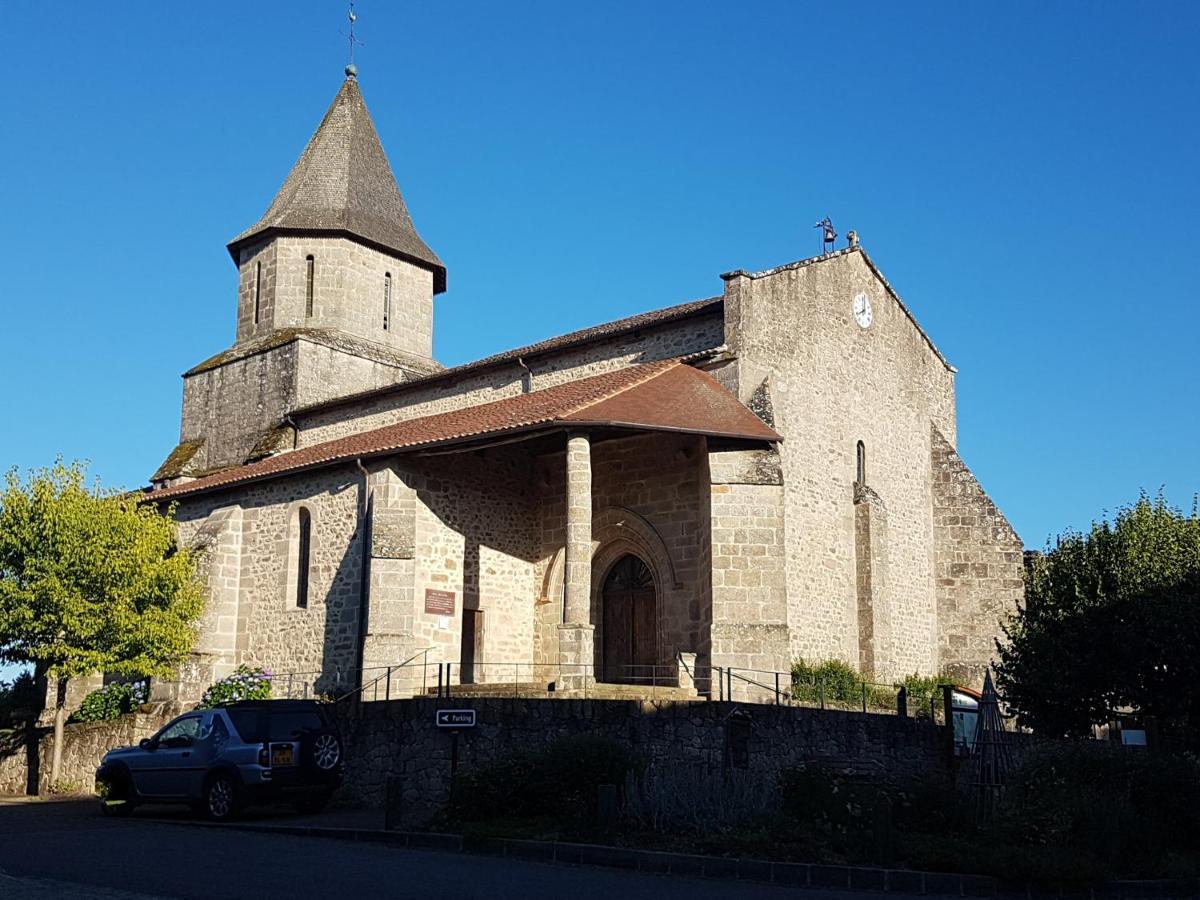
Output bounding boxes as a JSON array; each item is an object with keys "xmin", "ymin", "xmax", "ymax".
[{"xmin": 228, "ymin": 77, "xmax": 446, "ymax": 293}]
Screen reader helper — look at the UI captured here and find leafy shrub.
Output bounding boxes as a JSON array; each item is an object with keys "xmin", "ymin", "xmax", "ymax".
[
  {"xmin": 446, "ymin": 734, "xmax": 643, "ymax": 823},
  {"xmin": 623, "ymin": 764, "xmax": 779, "ymax": 834},
  {"xmin": 898, "ymin": 832, "xmax": 1110, "ymax": 885},
  {"xmin": 780, "ymin": 762, "xmax": 888, "ymax": 831},
  {"xmin": 69, "ymin": 680, "xmax": 148, "ymax": 723},
  {"xmin": 47, "ymin": 778, "xmax": 86, "ymax": 796},
  {"xmin": 196, "ymin": 664, "xmax": 272, "ymax": 709},
  {"xmin": 998, "ymin": 742, "xmax": 1200, "ymax": 872},
  {"xmin": 0, "ymin": 672, "xmax": 39, "ymax": 726},
  {"xmin": 898, "ymin": 673, "xmax": 954, "ymax": 718},
  {"xmin": 790, "ymin": 659, "xmax": 896, "ymax": 709}
]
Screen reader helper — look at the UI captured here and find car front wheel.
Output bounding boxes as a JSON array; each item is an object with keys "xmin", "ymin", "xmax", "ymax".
[
  {"xmin": 97, "ymin": 770, "xmax": 137, "ymax": 818},
  {"xmin": 203, "ymin": 773, "xmax": 240, "ymax": 822}
]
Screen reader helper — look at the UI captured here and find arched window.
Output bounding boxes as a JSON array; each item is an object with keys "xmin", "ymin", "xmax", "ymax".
[
  {"xmin": 856, "ymin": 441, "xmax": 866, "ymax": 485},
  {"xmin": 253, "ymin": 261, "xmax": 262, "ymax": 325},
  {"xmin": 295, "ymin": 507, "xmax": 311, "ymax": 609},
  {"xmin": 383, "ymin": 272, "xmax": 392, "ymax": 331},
  {"xmin": 304, "ymin": 255, "xmax": 315, "ymax": 317}
]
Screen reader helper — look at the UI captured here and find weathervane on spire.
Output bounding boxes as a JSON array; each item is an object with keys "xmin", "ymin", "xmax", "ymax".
[{"xmin": 342, "ymin": 2, "xmax": 365, "ymax": 78}]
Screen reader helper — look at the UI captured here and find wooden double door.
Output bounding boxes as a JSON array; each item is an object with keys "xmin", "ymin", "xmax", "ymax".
[{"xmin": 601, "ymin": 555, "xmax": 658, "ymax": 684}]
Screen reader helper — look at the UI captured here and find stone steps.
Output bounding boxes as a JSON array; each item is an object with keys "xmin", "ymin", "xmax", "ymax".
[
  {"xmin": 427, "ymin": 682, "xmax": 550, "ymax": 698},
  {"xmin": 425, "ymin": 682, "xmax": 700, "ymax": 701}
]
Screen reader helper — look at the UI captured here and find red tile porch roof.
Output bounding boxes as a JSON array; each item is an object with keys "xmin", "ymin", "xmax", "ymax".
[{"xmin": 145, "ymin": 360, "xmax": 780, "ymax": 503}]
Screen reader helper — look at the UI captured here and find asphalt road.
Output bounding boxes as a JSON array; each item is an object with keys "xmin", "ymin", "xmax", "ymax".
[{"xmin": 0, "ymin": 798, "xmax": 941, "ymax": 900}]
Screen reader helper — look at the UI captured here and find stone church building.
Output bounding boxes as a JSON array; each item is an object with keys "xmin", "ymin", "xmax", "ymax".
[{"xmin": 144, "ymin": 73, "xmax": 1024, "ymax": 703}]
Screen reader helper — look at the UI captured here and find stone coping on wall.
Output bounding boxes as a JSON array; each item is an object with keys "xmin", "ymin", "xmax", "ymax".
[{"xmin": 149, "ymin": 817, "xmax": 1199, "ymax": 899}]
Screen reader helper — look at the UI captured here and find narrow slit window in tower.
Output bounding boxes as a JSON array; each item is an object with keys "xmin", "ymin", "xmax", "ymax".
[
  {"xmin": 305, "ymin": 255, "xmax": 314, "ymax": 317},
  {"xmin": 856, "ymin": 440, "xmax": 866, "ymax": 485},
  {"xmin": 253, "ymin": 261, "xmax": 262, "ymax": 325},
  {"xmin": 383, "ymin": 272, "xmax": 392, "ymax": 331}
]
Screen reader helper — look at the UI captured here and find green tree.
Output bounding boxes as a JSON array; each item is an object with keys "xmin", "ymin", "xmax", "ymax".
[
  {"xmin": 0, "ymin": 461, "xmax": 203, "ymax": 783},
  {"xmin": 995, "ymin": 493, "xmax": 1200, "ymax": 740}
]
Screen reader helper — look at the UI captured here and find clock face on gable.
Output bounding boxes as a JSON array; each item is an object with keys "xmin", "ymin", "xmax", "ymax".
[{"xmin": 853, "ymin": 292, "xmax": 873, "ymax": 328}]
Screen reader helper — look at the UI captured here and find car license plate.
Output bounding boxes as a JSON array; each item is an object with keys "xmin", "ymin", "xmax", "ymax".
[{"xmin": 271, "ymin": 745, "xmax": 294, "ymax": 766}]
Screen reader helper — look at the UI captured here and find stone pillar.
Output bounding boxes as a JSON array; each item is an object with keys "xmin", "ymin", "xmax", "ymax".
[
  {"xmin": 559, "ymin": 432, "xmax": 595, "ymax": 690},
  {"xmin": 361, "ymin": 464, "xmax": 421, "ymax": 698},
  {"xmin": 854, "ymin": 482, "xmax": 891, "ymax": 679},
  {"xmin": 706, "ymin": 447, "xmax": 790, "ymax": 702},
  {"xmin": 153, "ymin": 504, "xmax": 244, "ymax": 708}
]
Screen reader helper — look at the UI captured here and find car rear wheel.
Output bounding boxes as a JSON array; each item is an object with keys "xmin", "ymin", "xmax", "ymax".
[
  {"xmin": 203, "ymin": 773, "xmax": 240, "ymax": 822},
  {"xmin": 304, "ymin": 731, "xmax": 342, "ymax": 773}
]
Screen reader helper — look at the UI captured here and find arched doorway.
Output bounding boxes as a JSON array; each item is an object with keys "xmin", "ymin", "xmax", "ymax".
[{"xmin": 601, "ymin": 554, "xmax": 657, "ymax": 684}]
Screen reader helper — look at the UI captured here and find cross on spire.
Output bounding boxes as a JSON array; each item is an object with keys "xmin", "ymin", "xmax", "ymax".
[{"xmin": 342, "ymin": 2, "xmax": 365, "ymax": 78}]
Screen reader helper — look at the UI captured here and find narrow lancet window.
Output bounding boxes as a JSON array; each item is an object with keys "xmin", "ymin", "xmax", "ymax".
[
  {"xmin": 383, "ymin": 272, "xmax": 392, "ymax": 331},
  {"xmin": 253, "ymin": 261, "xmax": 262, "ymax": 325},
  {"xmin": 856, "ymin": 441, "xmax": 866, "ymax": 485},
  {"xmin": 305, "ymin": 255, "xmax": 314, "ymax": 317},
  {"xmin": 296, "ymin": 507, "xmax": 311, "ymax": 609}
]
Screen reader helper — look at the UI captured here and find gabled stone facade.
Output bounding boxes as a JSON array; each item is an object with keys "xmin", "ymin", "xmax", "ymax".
[{"xmin": 146, "ymin": 74, "xmax": 1024, "ymax": 705}]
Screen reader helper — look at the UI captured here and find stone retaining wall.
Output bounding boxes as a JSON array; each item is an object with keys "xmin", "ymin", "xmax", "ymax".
[
  {"xmin": 0, "ymin": 711, "xmax": 171, "ymax": 797},
  {"xmin": 333, "ymin": 697, "xmax": 949, "ymax": 825}
]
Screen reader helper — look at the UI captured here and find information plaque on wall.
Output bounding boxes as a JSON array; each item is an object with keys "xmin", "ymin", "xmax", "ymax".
[{"xmin": 424, "ymin": 588, "xmax": 456, "ymax": 616}]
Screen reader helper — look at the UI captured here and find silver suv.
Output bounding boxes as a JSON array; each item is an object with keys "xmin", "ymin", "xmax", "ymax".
[{"xmin": 96, "ymin": 700, "xmax": 343, "ymax": 821}]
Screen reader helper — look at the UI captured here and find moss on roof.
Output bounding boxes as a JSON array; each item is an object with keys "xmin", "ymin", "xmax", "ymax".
[
  {"xmin": 184, "ymin": 328, "xmax": 444, "ymax": 377},
  {"xmin": 246, "ymin": 424, "xmax": 295, "ymax": 462},
  {"xmin": 150, "ymin": 439, "xmax": 204, "ymax": 483}
]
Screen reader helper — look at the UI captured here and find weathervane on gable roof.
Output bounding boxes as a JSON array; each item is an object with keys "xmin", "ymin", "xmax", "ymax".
[{"xmin": 341, "ymin": 2, "xmax": 365, "ymax": 78}]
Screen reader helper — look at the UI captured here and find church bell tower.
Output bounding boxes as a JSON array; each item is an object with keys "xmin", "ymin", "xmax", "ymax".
[{"xmin": 151, "ymin": 71, "xmax": 446, "ymax": 486}]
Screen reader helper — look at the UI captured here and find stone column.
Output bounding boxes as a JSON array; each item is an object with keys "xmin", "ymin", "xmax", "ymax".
[
  {"xmin": 558, "ymin": 432, "xmax": 595, "ymax": 690},
  {"xmin": 361, "ymin": 465, "xmax": 421, "ymax": 698},
  {"xmin": 854, "ymin": 482, "xmax": 891, "ymax": 679}
]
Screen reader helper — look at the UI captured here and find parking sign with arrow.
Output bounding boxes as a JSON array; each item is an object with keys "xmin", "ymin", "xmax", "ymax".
[{"xmin": 436, "ymin": 709, "xmax": 476, "ymax": 728}]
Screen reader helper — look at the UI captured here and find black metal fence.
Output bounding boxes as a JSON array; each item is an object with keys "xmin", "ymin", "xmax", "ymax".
[{"xmin": 267, "ymin": 655, "xmax": 949, "ymax": 722}]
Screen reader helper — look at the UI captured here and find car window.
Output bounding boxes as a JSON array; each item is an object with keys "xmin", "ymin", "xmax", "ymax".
[
  {"xmin": 226, "ymin": 709, "xmax": 265, "ymax": 743},
  {"xmin": 158, "ymin": 716, "xmax": 201, "ymax": 742},
  {"xmin": 225, "ymin": 706, "xmax": 328, "ymax": 743},
  {"xmin": 267, "ymin": 710, "xmax": 325, "ymax": 740}
]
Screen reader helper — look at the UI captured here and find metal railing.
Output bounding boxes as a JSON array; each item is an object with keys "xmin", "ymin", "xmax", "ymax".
[
  {"xmin": 267, "ymin": 655, "xmax": 957, "ymax": 722},
  {"xmin": 268, "ymin": 648, "xmax": 436, "ymax": 703}
]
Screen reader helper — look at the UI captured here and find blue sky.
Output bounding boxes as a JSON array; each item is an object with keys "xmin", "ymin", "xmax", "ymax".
[{"xmin": 0, "ymin": 1, "xmax": 1197, "ymax": 578}]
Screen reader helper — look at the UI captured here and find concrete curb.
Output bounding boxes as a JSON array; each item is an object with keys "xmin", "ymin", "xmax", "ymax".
[{"xmin": 147, "ymin": 817, "xmax": 1200, "ymax": 898}]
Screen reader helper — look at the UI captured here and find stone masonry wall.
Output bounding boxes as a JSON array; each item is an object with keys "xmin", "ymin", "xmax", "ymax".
[
  {"xmin": 0, "ymin": 711, "xmax": 172, "ymax": 797},
  {"xmin": 172, "ymin": 463, "xmax": 367, "ymax": 700},
  {"xmin": 707, "ymin": 447, "xmax": 790, "ymax": 690},
  {"xmin": 334, "ymin": 698, "xmax": 948, "ymax": 824},
  {"xmin": 723, "ymin": 249, "xmax": 959, "ymax": 679},
  {"xmin": 404, "ymin": 450, "xmax": 540, "ymax": 680},
  {"xmin": 931, "ymin": 428, "xmax": 1024, "ymax": 685},
  {"xmin": 180, "ymin": 340, "xmax": 302, "ymax": 472},
  {"xmin": 297, "ymin": 312, "xmax": 726, "ymax": 446},
  {"xmin": 237, "ymin": 236, "xmax": 435, "ymax": 359}
]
